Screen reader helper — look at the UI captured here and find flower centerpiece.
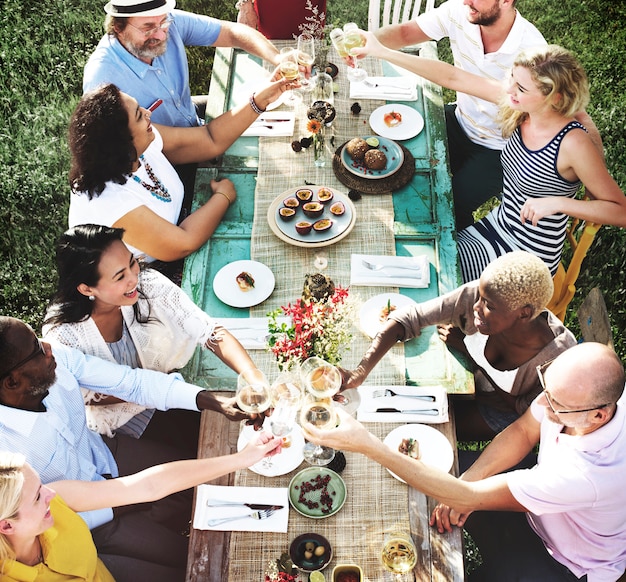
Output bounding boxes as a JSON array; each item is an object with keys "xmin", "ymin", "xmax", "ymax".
[
  {"xmin": 306, "ymin": 101, "xmax": 336, "ymax": 167},
  {"xmin": 298, "ymin": 0, "xmax": 329, "ymax": 72},
  {"xmin": 267, "ymin": 274, "xmax": 353, "ymax": 370}
]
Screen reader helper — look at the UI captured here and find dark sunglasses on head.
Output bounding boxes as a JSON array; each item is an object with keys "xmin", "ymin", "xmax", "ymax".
[{"xmin": 0, "ymin": 339, "xmax": 45, "ymax": 379}]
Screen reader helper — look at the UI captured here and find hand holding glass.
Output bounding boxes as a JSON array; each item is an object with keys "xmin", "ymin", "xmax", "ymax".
[
  {"xmin": 300, "ymin": 394, "xmax": 337, "ymax": 466},
  {"xmin": 279, "ymin": 47, "xmax": 300, "ymax": 103},
  {"xmin": 236, "ymin": 368, "xmax": 271, "ymax": 415},
  {"xmin": 301, "ymin": 356, "xmax": 342, "ymax": 399}
]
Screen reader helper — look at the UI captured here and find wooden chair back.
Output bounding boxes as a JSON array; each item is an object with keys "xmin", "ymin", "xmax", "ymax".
[
  {"xmin": 547, "ymin": 216, "xmax": 601, "ymax": 321},
  {"xmin": 368, "ymin": 0, "xmax": 435, "ymax": 31}
]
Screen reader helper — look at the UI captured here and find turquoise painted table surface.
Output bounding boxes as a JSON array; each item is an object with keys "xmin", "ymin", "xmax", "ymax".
[{"xmin": 181, "ymin": 44, "xmax": 474, "ymax": 396}]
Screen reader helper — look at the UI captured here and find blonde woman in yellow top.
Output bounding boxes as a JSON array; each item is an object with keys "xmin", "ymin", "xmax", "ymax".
[{"xmin": 0, "ymin": 435, "xmax": 279, "ymax": 581}]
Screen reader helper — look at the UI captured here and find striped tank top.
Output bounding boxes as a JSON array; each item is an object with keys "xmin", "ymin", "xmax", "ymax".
[{"xmin": 458, "ymin": 121, "xmax": 585, "ymax": 282}]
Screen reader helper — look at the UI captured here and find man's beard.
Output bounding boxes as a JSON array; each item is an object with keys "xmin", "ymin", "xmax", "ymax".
[
  {"xmin": 29, "ymin": 372, "xmax": 56, "ymax": 398},
  {"xmin": 126, "ymin": 34, "xmax": 168, "ymax": 61},
  {"xmin": 468, "ymin": 3, "xmax": 501, "ymax": 26}
]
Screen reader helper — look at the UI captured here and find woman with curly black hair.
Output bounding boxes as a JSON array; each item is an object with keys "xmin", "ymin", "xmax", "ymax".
[{"xmin": 68, "ymin": 79, "xmax": 288, "ymax": 268}]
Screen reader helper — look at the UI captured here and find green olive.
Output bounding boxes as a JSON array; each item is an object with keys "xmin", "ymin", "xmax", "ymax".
[
  {"xmin": 304, "ymin": 550, "xmax": 314, "ymax": 560},
  {"xmin": 305, "ymin": 542, "xmax": 316, "ymax": 552},
  {"xmin": 314, "ymin": 545, "xmax": 326, "ymax": 557}
]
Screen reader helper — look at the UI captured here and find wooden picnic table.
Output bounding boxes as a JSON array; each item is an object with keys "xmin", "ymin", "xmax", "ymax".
[{"xmin": 182, "ymin": 41, "xmax": 472, "ymax": 581}]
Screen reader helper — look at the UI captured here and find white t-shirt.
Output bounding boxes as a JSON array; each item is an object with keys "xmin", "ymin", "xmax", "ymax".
[
  {"xmin": 417, "ymin": 0, "xmax": 546, "ymax": 150},
  {"xmin": 507, "ymin": 398, "xmax": 626, "ymax": 581},
  {"xmin": 68, "ymin": 127, "xmax": 184, "ymax": 262}
]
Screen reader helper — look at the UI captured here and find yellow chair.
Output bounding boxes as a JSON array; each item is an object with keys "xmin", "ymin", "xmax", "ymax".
[
  {"xmin": 368, "ymin": 0, "xmax": 435, "ymax": 32},
  {"xmin": 547, "ymin": 217, "xmax": 601, "ymax": 321}
]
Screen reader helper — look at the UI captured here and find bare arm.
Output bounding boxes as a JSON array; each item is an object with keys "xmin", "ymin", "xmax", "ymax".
[
  {"xmin": 355, "ymin": 30, "xmax": 503, "ymax": 102},
  {"xmin": 214, "ymin": 20, "xmax": 280, "ymax": 66},
  {"xmin": 373, "ymin": 20, "xmax": 432, "ymax": 50},
  {"xmin": 51, "ymin": 432, "xmax": 281, "ymax": 512},
  {"xmin": 157, "ymin": 75, "xmax": 290, "ymax": 165},
  {"xmin": 113, "ymin": 177, "xmax": 235, "ymax": 261},
  {"xmin": 521, "ymin": 131, "xmax": 626, "ymax": 227},
  {"xmin": 303, "ymin": 409, "xmax": 528, "ymax": 514},
  {"xmin": 209, "ymin": 326, "xmax": 256, "ymax": 373},
  {"xmin": 340, "ymin": 320, "xmax": 406, "ymax": 389}
]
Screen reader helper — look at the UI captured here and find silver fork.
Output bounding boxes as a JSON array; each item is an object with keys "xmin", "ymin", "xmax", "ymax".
[
  {"xmin": 362, "ymin": 259, "xmax": 421, "ymax": 271},
  {"xmin": 372, "ymin": 388, "xmax": 436, "ymax": 401},
  {"xmin": 363, "ymin": 79, "xmax": 412, "ymax": 90},
  {"xmin": 207, "ymin": 508, "xmax": 277, "ymax": 527}
]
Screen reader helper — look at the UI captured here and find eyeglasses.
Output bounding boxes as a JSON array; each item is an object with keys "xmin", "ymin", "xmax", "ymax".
[
  {"xmin": 0, "ymin": 339, "xmax": 45, "ymax": 379},
  {"xmin": 536, "ymin": 360, "xmax": 610, "ymax": 414},
  {"xmin": 127, "ymin": 14, "xmax": 173, "ymax": 38}
]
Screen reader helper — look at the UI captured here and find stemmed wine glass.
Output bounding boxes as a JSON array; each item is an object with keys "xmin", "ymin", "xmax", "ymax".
[
  {"xmin": 341, "ymin": 23, "xmax": 368, "ymax": 82},
  {"xmin": 296, "ymin": 33, "xmax": 315, "ymax": 90},
  {"xmin": 299, "ymin": 357, "xmax": 342, "ymax": 465},
  {"xmin": 381, "ymin": 532, "xmax": 417, "ymax": 580},
  {"xmin": 278, "ymin": 47, "xmax": 300, "ymax": 103},
  {"xmin": 235, "ymin": 367, "xmax": 271, "ymax": 416},
  {"xmin": 299, "ymin": 394, "xmax": 338, "ymax": 465}
]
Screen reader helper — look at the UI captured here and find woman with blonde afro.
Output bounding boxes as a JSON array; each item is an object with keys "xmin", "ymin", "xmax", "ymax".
[{"xmin": 340, "ymin": 251, "xmax": 577, "ymax": 440}]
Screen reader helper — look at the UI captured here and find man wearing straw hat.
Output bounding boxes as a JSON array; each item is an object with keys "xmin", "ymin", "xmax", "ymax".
[{"xmin": 84, "ymin": 0, "xmax": 281, "ymax": 209}]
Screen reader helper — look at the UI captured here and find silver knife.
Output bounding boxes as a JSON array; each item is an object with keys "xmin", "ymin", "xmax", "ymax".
[
  {"xmin": 252, "ymin": 118, "xmax": 292, "ymax": 123},
  {"xmin": 206, "ymin": 500, "xmax": 283, "ymax": 510},
  {"xmin": 376, "ymin": 407, "xmax": 440, "ymax": 415}
]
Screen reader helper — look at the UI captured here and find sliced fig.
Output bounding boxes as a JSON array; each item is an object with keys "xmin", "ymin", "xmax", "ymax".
[
  {"xmin": 295, "ymin": 188, "xmax": 313, "ymax": 202},
  {"xmin": 313, "ymin": 218, "xmax": 333, "ymax": 232},
  {"xmin": 302, "ymin": 202, "xmax": 324, "ymax": 218},
  {"xmin": 317, "ymin": 187, "xmax": 334, "ymax": 204},
  {"xmin": 329, "ymin": 201, "xmax": 345, "ymax": 216},
  {"xmin": 279, "ymin": 207, "xmax": 296, "ymax": 221},
  {"xmin": 295, "ymin": 221, "xmax": 313, "ymax": 235},
  {"xmin": 283, "ymin": 196, "xmax": 300, "ymax": 208}
]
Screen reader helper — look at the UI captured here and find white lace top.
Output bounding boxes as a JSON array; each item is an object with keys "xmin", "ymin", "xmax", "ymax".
[{"xmin": 43, "ymin": 269, "xmax": 220, "ymax": 436}]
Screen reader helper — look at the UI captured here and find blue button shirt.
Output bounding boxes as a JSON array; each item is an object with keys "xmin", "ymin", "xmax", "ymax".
[{"xmin": 83, "ymin": 10, "xmax": 222, "ymax": 127}]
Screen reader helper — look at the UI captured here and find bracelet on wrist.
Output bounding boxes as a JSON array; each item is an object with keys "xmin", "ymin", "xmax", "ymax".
[
  {"xmin": 214, "ymin": 190, "xmax": 232, "ymax": 205},
  {"xmin": 249, "ymin": 93, "xmax": 266, "ymax": 115}
]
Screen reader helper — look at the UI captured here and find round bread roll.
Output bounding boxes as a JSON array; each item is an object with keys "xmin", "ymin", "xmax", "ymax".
[
  {"xmin": 345, "ymin": 137, "xmax": 370, "ymax": 161},
  {"xmin": 364, "ymin": 149, "xmax": 388, "ymax": 170}
]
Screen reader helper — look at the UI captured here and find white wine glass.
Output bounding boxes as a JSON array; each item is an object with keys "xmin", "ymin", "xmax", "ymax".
[
  {"xmin": 381, "ymin": 532, "xmax": 417, "ymax": 580},
  {"xmin": 235, "ymin": 367, "xmax": 271, "ymax": 416},
  {"xmin": 296, "ymin": 33, "xmax": 315, "ymax": 89},
  {"xmin": 300, "ymin": 356, "xmax": 342, "ymax": 399},
  {"xmin": 279, "ymin": 47, "xmax": 300, "ymax": 103},
  {"xmin": 300, "ymin": 394, "xmax": 337, "ymax": 466},
  {"xmin": 342, "ymin": 22, "xmax": 368, "ymax": 82},
  {"xmin": 261, "ymin": 395, "xmax": 299, "ymax": 469}
]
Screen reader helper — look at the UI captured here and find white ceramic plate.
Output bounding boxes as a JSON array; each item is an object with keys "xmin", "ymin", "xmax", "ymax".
[
  {"xmin": 369, "ymin": 104, "xmax": 424, "ymax": 141},
  {"xmin": 359, "ymin": 293, "xmax": 418, "ymax": 338},
  {"xmin": 213, "ymin": 260, "xmax": 275, "ymax": 308},
  {"xmin": 237, "ymin": 421, "xmax": 305, "ymax": 477},
  {"xmin": 383, "ymin": 424, "xmax": 454, "ymax": 482}
]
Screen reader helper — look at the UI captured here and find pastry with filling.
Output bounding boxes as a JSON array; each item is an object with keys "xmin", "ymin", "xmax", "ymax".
[{"xmin": 236, "ymin": 271, "xmax": 255, "ymax": 291}]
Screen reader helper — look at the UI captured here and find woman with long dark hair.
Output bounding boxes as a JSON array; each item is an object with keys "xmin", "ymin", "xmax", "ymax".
[{"xmin": 43, "ymin": 224, "xmax": 257, "ymax": 445}]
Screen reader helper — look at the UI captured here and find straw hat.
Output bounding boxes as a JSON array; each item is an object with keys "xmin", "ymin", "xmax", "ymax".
[{"xmin": 104, "ymin": 0, "xmax": 176, "ymax": 17}]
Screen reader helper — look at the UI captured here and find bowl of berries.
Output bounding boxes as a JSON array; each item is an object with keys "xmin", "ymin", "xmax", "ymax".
[{"xmin": 288, "ymin": 466, "xmax": 346, "ymax": 518}]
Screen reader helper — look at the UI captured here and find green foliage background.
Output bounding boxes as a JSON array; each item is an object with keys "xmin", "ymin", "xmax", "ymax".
[{"xmin": 1, "ymin": 0, "xmax": 625, "ymax": 358}]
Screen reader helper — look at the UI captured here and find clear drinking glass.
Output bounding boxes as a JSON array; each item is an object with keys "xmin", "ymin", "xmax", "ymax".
[
  {"xmin": 261, "ymin": 395, "xmax": 299, "ymax": 469},
  {"xmin": 279, "ymin": 47, "xmax": 300, "ymax": 103},
  {"xmin": 300, "ymin": 394, "xmax": 337, "ymax": 466},
  {"xmin": 381, "ymin": 532, "xmax": 417, "ymax": 579},
  {"xmin": 300, "ymin": 356, "xmax": 342, "ymax": 399},
  {"xmin": 342, "ymin": 23, "xmax": 368, "ymax": 82},
  {"xmin": 297, "ymin": 33, "xmax": 315, "ymax": 89},
  {"xmin": 235, "ymin": 368, "xmax": 271, "ymax": 415}
]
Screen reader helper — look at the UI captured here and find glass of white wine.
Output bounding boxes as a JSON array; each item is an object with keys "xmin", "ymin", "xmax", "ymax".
[
  {"xmin": 342, "ymin": 22, "xmax": 368, "ymax": 82},
  {"xmin": 261, "ymin": 395, "xmax": 299, "ymax": 469},
  {"xmin": 235, "ymin": 367, "xmax": 271, "ymax": 415},
  {"xmin": 381, "ymin": 532, "xmax": 417, "ymax": 579},
  {"xmin": 300, "ymin": 356, "xmax": 342, "ymax": 399},
  {"xmin": 279, "ymin": 47, "xmax": 300, "ymax": 103},
  {"xmin": 299, "ymin": 394, "xmax": 337, "ymax": 466},
  {"xmin": 296, "ymin": 33, "xmax": 315, "ymax": 89}
]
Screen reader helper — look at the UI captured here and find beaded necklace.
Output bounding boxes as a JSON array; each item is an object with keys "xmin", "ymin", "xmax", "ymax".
[{"xmin": 132, "ymin": 154, "xmax": 171, "ymax": 202}]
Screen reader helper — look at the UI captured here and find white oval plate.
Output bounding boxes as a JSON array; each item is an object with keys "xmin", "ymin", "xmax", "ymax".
[
  {"xmin": 213, "ymin": 260, "xmax": 275, "ymax": 308},
  {"xmin": 369, "ymin": 104, "xmax": 424, "ymax": 141},
  {"xmin": 237, "ymin": 421, "xmax": 305, "ymax": 477},
  {"xmin": 383, "ymin": 424, "xmax": 454, "ymax": 482},
  {"xmin": 359, "ymin": 293, "xmax": 418, "ymax": 338}
]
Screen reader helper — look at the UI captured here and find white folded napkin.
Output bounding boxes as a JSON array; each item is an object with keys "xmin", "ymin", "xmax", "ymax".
[
  {"xmin": 193, "ymin": 484, "xmax": 289, "ymax": 532},
  {"xmin": 350, "ymin": 254, "xmax": 430, "ymax": 288},
  {"xmin": 215, "ymin": 316, "xmax": 290, "ymax": 349},
  {"xmin": 242, "ymin": 112, "xmax": 295, "ymax": 137},
  {"xmin": 357, "ymin": 385, "xmax": 449, "ymax": 424},
  {"xmin": 350, "ymin": 77, "xmax": 417, "ymax": 101}
]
